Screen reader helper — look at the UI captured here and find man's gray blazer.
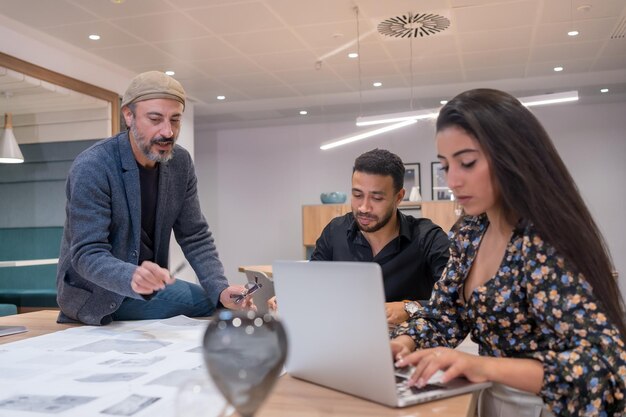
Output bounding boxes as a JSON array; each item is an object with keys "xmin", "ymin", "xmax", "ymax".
[{"xmin": 56, "ymin": 131, "xmax": 228, "ymax": 325}]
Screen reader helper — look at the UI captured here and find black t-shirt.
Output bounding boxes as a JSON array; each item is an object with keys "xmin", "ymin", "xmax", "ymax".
[
  {"xmin": 137, "ymin": 162, "xmax": 159, "ymax": 264},
  {"xmin": 310, "ymin": 211, "xmax": 450, "ymax": 302}
]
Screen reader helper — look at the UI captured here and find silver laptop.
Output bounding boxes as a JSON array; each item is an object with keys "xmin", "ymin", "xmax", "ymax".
[
  {"xmin": 0, "ymin": 325, "xmax": 27, "ymax": 337},
  {"xmin": 272, "ymin": 260, "xmax": 490, "ymax": 408}
]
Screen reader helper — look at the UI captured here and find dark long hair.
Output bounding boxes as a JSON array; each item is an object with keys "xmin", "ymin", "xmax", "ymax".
[{"xmin": 437, "ymin": 88, "xmax": 626, "ymax": 338}]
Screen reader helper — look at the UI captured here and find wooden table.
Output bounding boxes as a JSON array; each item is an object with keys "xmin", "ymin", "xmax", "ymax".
[
  {"xmin": 238, "ymin": 264, "xmax": 273, "ymax": 278},
  {"xmin": 0, "ymin": 310, "xmax": 80, "ymax": 344},
  {"xmin": 0, "ymin": 311, "xmax": 476, "ymax": 417}
]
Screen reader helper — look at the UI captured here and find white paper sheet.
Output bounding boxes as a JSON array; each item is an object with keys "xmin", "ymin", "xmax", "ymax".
[{"xmin": 0, "ymin": 316, "xmax": 230, "ymax": 417}]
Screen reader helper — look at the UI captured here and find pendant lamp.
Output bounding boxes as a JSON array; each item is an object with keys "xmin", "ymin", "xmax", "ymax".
[{"xmin": 0, "ymin": 112, "xmax": 24, "ymax": 164}]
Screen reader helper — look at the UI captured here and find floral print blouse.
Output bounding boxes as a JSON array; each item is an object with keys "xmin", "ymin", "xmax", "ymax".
[{"xmin": 393, "ymin": 214, "xmax": 626, "ymax": 417}]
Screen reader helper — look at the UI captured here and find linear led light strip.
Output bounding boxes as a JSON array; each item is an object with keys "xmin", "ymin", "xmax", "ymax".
[
  {"xmin": 356, "ymin": 91, "xmax": 579, "ymax": 127},
  {"xmin": 321, "ymin": 91, "xmax": 578, "ymax": 150},
  {"xmin": 356, "ymin": 109, "xmax": 440, "ymax": 127},
  {"xmin": 518, "ymin": 90, "xmax": 579, "ymax": 107},
  {"xmin": 320, "ymin": 120, "xmax": 417, "ymax": 150}
]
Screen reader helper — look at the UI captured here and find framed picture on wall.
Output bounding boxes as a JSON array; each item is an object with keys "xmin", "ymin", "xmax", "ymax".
[
  {"xmin": 431, "ymin": 162, "xmax": 453, "ymax": 200},
  {"xmin": 403, "ymin": 163, "xmax": 421, "ymax": 201}
]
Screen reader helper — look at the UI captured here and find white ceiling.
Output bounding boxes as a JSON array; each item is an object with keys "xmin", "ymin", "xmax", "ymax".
[{"xmin": 0, "ymin": 0, "xmax": 625, "ymax": 128}]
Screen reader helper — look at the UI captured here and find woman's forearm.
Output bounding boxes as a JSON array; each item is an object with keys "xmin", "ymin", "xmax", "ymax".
[{"xmin": 483, "ymin": 356, "xmax": 544, "ymax": 394}]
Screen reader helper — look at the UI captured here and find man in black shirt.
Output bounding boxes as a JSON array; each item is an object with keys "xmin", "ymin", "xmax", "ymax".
[{"xmin": 311, "ymin": 149, "xmax": 450, "ymax": 325}]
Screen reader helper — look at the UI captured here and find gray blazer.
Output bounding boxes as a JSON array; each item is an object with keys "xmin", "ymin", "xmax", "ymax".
[{"xmin": 56, "ymin": 132, "xmax": 228, "ymax": 325}]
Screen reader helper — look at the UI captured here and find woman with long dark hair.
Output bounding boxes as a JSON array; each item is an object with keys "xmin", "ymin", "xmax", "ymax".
[{"xmin": 391, "ymin": 88, "xmax": 626, "ymax": 416}]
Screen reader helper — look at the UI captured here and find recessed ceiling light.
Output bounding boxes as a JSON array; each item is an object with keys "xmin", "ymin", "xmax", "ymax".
[
  {"xmin": 164, "ymin": 70, "xmax": 175, "ymax": 76},
  {"xmin": 440, "ymin": 100, "xmax": 448, "ymax": 105},
  {"xmin": 600, "ymin": 88, "xmax": 609, "ymax": 93},
  {"xmin": 348, "ymin": 52, "xmax": 358, "ymax": 59},
  {"xmin": 372, "ymin": 82, "xmax": 382, "ymax": 87},
  {"xmin": 88, "ymin": 34, "xmax": 100, "ymax": 40},
  {"xmin": 216, "ymin": 95, "xmax": 226, "ymax": 100},
  {"xmin": 553, "ymin": 66, "xmax": 564, "ymax": 72},
  {"xmin": 299, "ymin": 110, "xmax": 308, "ymax": 115},
  {"xmin": 567, "ymin": 30, "xmax": 579, "ymax": 36}
]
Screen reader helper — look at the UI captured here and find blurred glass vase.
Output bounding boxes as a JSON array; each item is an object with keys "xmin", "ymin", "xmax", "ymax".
[
  {"xmin": 408, "ymin": 186, "xmax": 422, "ymax": 202},
  {"xmin": 320, "ymin": 191, "xmax": 347, "ymax": 204},
  {"xmin": 202, "ymin": 310, "xmax": 288, "ymax": 417}
]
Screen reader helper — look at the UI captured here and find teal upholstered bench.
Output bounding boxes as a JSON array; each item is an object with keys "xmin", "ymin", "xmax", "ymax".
[
  {"xmin": 0, "ymin": 288, "xmax": 58, "ymax": 309},
  {"xmin": 0, "ymin": 228, "xmax": 61, "ymax": 312},
  {"xmin": 0, "ymin": 304, "xmax": 17, "ymax": 317}
]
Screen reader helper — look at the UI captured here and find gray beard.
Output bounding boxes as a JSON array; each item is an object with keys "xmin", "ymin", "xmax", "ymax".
[{"xmin": 131, "ymin": 123, "xmax": 175, "ymax": 163}]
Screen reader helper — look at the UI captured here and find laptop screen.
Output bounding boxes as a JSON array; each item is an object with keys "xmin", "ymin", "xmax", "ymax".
[{"xmin": 273, "ymin": 260, "xmax": 400, "ymax": 406}]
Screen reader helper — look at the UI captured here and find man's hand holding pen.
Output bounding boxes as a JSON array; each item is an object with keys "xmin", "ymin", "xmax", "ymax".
[{"xmin": 131, "ymin": 260, "xmax": 175, "ymax": 295}]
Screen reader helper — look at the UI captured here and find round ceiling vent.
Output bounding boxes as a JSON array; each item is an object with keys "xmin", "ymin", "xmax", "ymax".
[{"xmin": 378, "ymin": 13, "xmax": 450, "ymax": 38}]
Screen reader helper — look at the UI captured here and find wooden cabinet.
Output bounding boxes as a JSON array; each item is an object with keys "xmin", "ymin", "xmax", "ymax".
[
  {"xmin": 420, "ymin": 201, "xmax": 459, "ymax": 232},
  {"xmin": 302, "ymin": 204, "xmax": 350, "ymax": 246}
]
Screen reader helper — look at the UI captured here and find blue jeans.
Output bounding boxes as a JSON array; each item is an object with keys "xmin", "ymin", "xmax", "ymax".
[{"xmin": 112, "ymin": 280, "xmax": 215, "ymax": 320}]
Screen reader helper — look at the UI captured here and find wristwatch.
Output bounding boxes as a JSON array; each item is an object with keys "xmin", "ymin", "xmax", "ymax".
[{"xmin": 404, "ymin": 300, "xmax": 421, "ymax": 317}]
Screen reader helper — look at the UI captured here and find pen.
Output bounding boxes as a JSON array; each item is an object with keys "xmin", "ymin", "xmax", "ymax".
[
  {"xmin": 170, "ymin": 262, "xmax": 186, "ymax": 278},
  {"xmin": 147, "ymin": 262, "xmax": 185, "ymax": 295}
]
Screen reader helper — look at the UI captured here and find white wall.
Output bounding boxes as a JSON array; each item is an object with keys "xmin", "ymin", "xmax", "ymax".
[
  {"xmin": 0, "ymin": 15, "xmax": 131, "ymax": 96},
  {"xmin": 195, "ymin": 100, "xmax": 626, "ymax": 297},
  {"xmin": 539, "ymin": 102, "xmax": 626, "ymax": 291},
  {"xmin": 169, "ymin": 105, "xmax": 200, "ymax": 283}
]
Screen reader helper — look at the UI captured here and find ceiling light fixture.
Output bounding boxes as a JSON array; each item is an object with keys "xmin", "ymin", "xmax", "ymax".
[
  {"xmin": 321, "ymin": 10, "xmax": 441, "ymax": 150},
  {"xmin": 216, "ymin": 95, "xmax": 226, "ymax": 100},
  {"xmin": 519, "ymin": 90, "xmax": 579, "ymax": 107},
  {"xmin": 373, "ymin": 82, "xmax": 382, "ymax": 87},
  {"xmin": 0, "ymin": 112, "xmax": 24, "ymax": 164},
  {"xmin": 299, "ymin": 110, "xmax": 308, "ymax": 115},
  {"xmin": 88, "ymin": 34, "xmax": 100, "ymax": 40},
  {"xmin": 165, "ymin": 70, "xmax": 175, "ymax": 76},
  {"xmin": 353, "ymin": 13, "xmax": 439, "ymax": 125},
  {"xmin": 356, "ymin": 108, "xmax": 439, "ymax": 127},
  {"xmin": 600, "ymin": 88, "xmax": 609, "ymax": 93},
  {"xmin": 348, "ymin": 52, "xmax": 358, "ymax": 59},
  {"xmin": 321, "ymin": 7, "xmax": 578, "ymax": 151},
  {"xmin": 321, "ymin": 6, "xmax": 403, "ymax": 151},
  {"xmin": 567, "ymin": 30, "xmax": 579, "ymax": 36},
  {"xmin": 321, "ymin": 90, "xmax": 579, "ymax": 150},
  {"xmin": 553, "ymin": 66, "xmax": 564, "ymax": 72},
  {"xmin": 320, "ymin": 120, "xmax": 416, "ymax": 150},
  {"xmin": 356, "ymin": 90, "xmax": 578, "ymax": 127}
]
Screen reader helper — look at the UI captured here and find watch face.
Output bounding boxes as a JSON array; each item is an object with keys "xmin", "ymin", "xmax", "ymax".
[{"xmin": 405, "ymin": 301, "xmax": 420, "ymax": 315}]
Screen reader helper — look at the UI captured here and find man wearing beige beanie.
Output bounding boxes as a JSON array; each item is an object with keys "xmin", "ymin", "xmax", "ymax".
[{"xmin": 56, "ymin": 71, "xmax": 251, "ymax": 325}]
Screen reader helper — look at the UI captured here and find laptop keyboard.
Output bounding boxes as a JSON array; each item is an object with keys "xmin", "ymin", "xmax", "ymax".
[
  {"xmin": 394, "ymin": 365, "xmax": 415, "ymax": 379},
  {"xmin": 397, "ymin": 378, "xmax": 445, "ymax": 395},
  {"xmin": 394, "ymin": 367, "xmax": 446, "ymax": 398}
]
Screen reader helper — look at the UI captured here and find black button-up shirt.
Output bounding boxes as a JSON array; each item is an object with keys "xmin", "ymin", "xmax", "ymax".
[{"xmin": 310, "ymin": 211, "xmax": 450, "ymax": 302}]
